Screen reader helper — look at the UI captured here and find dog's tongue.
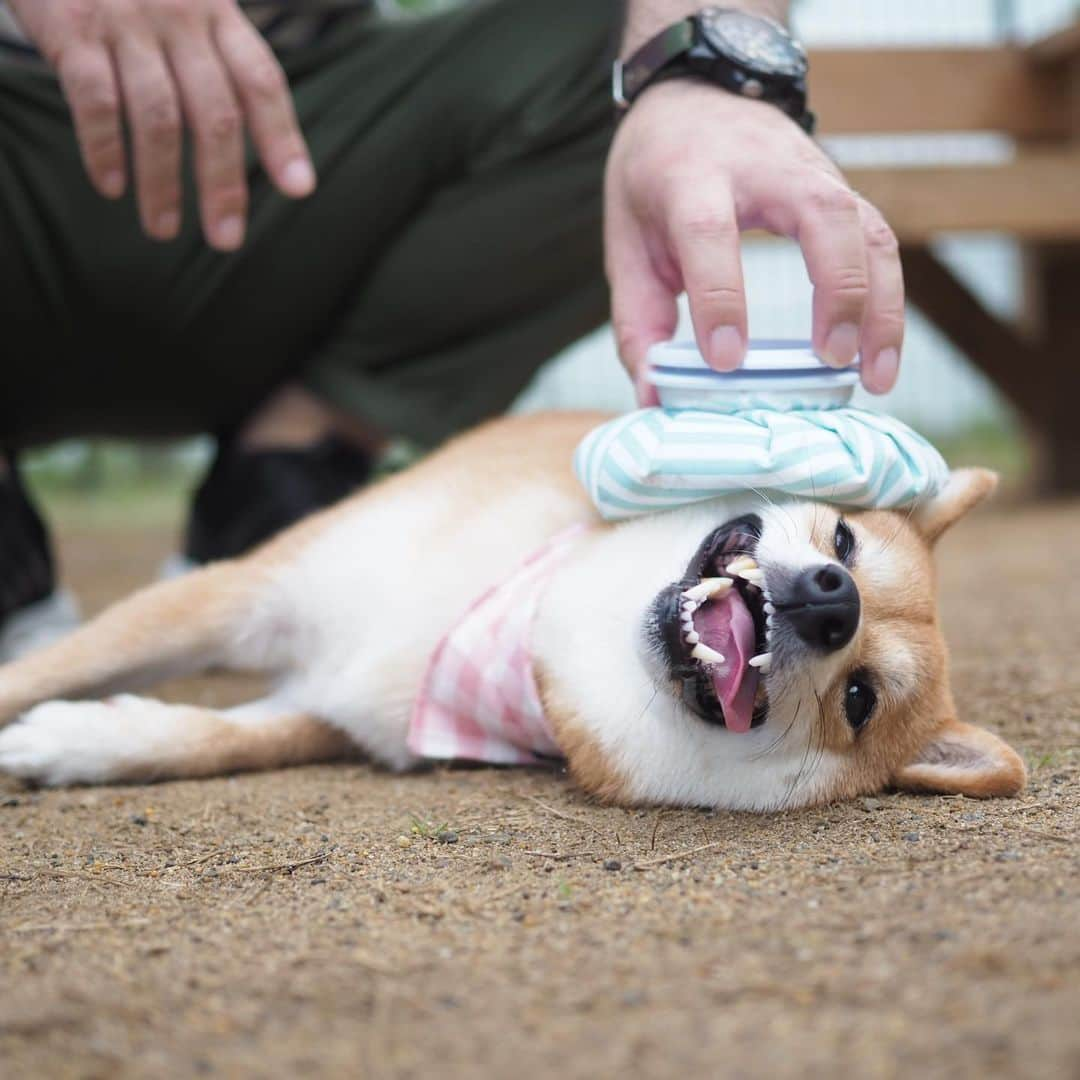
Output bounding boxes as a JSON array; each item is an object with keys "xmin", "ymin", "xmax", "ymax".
[{"xmin": 692, "ymin": 590, "xmax": 760, "ymax": 734}]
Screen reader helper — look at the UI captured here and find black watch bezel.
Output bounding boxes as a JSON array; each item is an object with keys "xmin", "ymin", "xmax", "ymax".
[{"xmin": 613, "ymin": 7, "xmax": 815, "ymax": 134}]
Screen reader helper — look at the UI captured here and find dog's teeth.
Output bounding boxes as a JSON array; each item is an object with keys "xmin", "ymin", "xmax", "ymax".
[
  {"xmin": 725, "ymin": 555, "xmax": 758, "ymax": 576},
  {"xmin": 681, "ymin": 599, "xmax": 698, "ymax": 615},
  {"xmin": 691, "ymin": 643, "xmax": 725, "ymax": 665},
  {"xmin": 742, "ymin": 569, "xmax": 766, "ymax": 586},
  {"xmin": 763, "ymin": 601, "xmax": 776, "ymax": 615},
  {"xmin": 702, "ymin": 576, "xmax": 733, "ymax": 598},
  {"xmin": 748, "ymin": 652, "xmax": 773, "ymax": 673},
  {"xmin": 685, "ymin": 630, "xmax": 700, "ymax": 645},
  {"xmin": 683, "ymin": 577, "xmax": 732, "ymax": 603}
]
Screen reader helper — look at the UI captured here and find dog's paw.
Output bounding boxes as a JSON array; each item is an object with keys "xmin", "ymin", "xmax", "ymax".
[{"xmin": 0, "ymin": 697, "xmax": 171, "ymax": 786}]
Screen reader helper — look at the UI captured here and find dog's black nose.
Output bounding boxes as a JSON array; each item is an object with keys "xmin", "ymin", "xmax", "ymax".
[{"xmin": 780, "ymin": 565, "xmax": 860, "ymax": 653}]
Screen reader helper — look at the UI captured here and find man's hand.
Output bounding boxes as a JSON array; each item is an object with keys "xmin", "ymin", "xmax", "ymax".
[
  {"xmin": 605, "ymin": 80, "xmax": 904, "ymax": 400},
  {"xmin": 11, "ymin": 0, "xmax": 316, "ymax": 251}
]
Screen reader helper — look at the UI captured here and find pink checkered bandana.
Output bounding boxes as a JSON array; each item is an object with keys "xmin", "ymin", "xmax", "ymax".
[{"xmin": 408, "ymin": 525, "xmax": 588, "ymax": 765}]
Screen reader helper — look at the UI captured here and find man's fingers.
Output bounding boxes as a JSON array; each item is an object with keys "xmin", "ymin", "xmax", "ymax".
[
  {"xmin": 669, "ymin": 192, "xmax": 746, "ymax": 372},
  {"xmin": 856, "ymin": 200, "xmax": 904, "ymax": 394},
  {"xmin": 607, "ymin": 219, "xmax": 679, "ymax": 405},
  {"xmin": 166, "ymin": 30, "xmax": 247, "ymax": 251},
  {"xmin": 56, "ymin": 45, "xmax": 126, "ymax": 199},
  {"xmin": 214, "ymin": 10, "xmax": 315, "ymax": 199},
  {"xmin": 797, "ymin": 179, "xmax": 870, "ymax": 369},
  {"xmin": 113, "ymin": 32, "xmax": 183, "ymax": 240}
]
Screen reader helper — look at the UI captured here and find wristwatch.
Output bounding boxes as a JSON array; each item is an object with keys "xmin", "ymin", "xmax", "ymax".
[{"xmin": 613, "ymin": 7, "xmax": 815, "ymax": 134}]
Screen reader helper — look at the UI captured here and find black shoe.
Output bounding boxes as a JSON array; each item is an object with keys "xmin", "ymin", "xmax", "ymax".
[
  {"xmin": 182, "ymin": 435, "xmax": 374, "ymax": 565},
  {"xmin": 0, "ymin": 459, "xmax": 80, "ymax": 660}
]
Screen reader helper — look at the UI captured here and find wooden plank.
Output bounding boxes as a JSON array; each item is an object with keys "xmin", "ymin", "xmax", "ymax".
[
  {"xmin": 904, "ymin": 244, "xmax": 1080, "ymax": 493},
  {"xmin": 901, "ymin": 247, "xmax": 1035, "ymax": 414},
  {"xmin": 842, "ymin": 152, "xmax": 1080, "ymax": 242},
  {"xmin": 809, "ymin": 48, "xmax": 1068, "ymax": 138}
]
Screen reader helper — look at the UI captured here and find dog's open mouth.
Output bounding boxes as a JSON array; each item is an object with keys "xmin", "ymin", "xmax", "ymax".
[{"xmin": 652, "ymin": 514, "xmax": 771, "ymax": 733}]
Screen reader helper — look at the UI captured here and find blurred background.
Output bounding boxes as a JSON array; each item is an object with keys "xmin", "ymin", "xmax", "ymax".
[{"xmin": 27, "ymin": 0, "xmax": 1080, "ymax": 526}]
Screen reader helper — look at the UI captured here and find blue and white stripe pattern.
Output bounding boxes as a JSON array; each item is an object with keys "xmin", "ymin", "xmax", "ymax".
[{"xmin": 574, "ymin": 407, "xmax": 950, "ymax": 521}]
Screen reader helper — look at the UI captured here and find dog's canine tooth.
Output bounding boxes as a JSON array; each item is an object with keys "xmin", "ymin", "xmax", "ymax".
[
  {"xmin": 702, "ymin": 576, "xmax": 733, "ymax": 598},
  {"xmin": 725, "ymin": 555, "xmax": 758, "ymax": 576},
  {"xmin": 748, "ymin": 652, "xmax": 772, "ymax": 673},
  {"xmin": 741, "ymin": 568, "xmax": 766, "ymax": 587},
  {"xmin": 691, "ymin": 643, "xmax": 724, "ymax": 665},
  {"xmin": 683, "ymin": 577, "xmax": 732, "ymax": 603}
]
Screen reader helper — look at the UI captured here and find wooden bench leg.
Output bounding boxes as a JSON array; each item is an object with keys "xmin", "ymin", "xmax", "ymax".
[
  {"xmin": 1027, "ymin": 244, "xmax": 1080, "ymax": 493},
  {"xmin": 903, "ymin": 244, "xmax": 1080, "ymax": 495}
]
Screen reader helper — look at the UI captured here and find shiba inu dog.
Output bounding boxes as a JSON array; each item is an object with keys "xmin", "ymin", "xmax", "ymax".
[{"xmin": 0, "ymin": 413, "xmax": 1025, "ymax": 810}]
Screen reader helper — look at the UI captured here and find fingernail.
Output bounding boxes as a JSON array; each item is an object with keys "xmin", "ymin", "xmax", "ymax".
[
  {"xmin": 281, "ymin": 158, "xmax": 316, "ymax": 197},
  {"xmin": 215, "ymin": 215, "xmax": 244, "ymax": 251},
  {"xmin": 709, "ymin": 326, "xmax": 744, "ymax": 371},
  {"xmin": 102, "ymin": 170, "xmax": 125, "ymax": 198},
  {"xmin": 868, "ymin": 347, "xmax": 900, "ymax": 393},
  {"xmin": 156, "ymin": 209, "xmax": 180, "ymax": 239},
  {"xmin": 822, "ymin": 322, "xmax": 859, "ymax": 367}
]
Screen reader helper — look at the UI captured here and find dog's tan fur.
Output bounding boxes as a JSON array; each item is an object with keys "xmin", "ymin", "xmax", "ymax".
[{"xmin": 0, "ymin": 413, "xmax": 1025, "ymax": 807}]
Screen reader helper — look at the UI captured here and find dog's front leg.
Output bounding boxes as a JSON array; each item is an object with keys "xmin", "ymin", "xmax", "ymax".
[{"xmin": 0, "ymin": 561, "xmax": 276, "ymax": 725}]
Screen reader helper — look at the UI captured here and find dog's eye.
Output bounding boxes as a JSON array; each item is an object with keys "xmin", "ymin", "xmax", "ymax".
[
  {"xmin": 844, "ymin": 674, "xmax": 877, "ymax": 732},
  {"xmin": 834, "ymin": 519, "xmax": 855, "ymax": 564}
]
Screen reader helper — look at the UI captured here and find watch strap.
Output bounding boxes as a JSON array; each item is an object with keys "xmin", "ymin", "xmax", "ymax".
[
  {"xmin": 613, "ymin": 10, "xmax": 815, "ymax": 135},
  {"xmin": 613, "ymin": 18, "xmax": 695, "ymax": 109}
]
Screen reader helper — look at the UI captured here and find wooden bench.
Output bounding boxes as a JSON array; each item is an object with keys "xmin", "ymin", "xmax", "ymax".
[{"xmin": 808, "ymin": 21, "xmax": 1080, "ymax": 492}]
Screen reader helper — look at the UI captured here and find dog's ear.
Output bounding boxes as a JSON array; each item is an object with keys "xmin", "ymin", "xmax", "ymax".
[
  {"xmin": 913, "ymin": 468, "xmax": 998, "ymax": 543},
  {"xmin": 892, "ymin": 717, "xmax": 1026, "ymax": 798}
]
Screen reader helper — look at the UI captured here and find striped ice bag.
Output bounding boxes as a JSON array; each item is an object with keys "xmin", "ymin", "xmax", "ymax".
[{"xmin": 574, "ymin": 407, "xmax": 950, "ymax": 521}]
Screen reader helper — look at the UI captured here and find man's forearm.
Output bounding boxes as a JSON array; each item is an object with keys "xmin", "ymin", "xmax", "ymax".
[{"xmin": 622, "ymin": 1, "xmax": 789, "ymax": 53}]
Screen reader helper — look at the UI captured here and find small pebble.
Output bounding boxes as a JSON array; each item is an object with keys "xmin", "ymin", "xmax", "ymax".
[
  {"xmin": 396, "ymin": 835, "xmax": 412, "ymax": 849},
  {"xmin": 130, "ymin": 814, "xmax": 149, "ymax": 827},
  {"xmin": 603, "ymin": 859, "xmax": 622, "ymax": 872},
  {"xmin": 902, "ymin": 832, "xmax": 920, "ymax": 843},
  {"xmin": 436, "ymin": 831, "xmax": 459, "ymax": 844}
]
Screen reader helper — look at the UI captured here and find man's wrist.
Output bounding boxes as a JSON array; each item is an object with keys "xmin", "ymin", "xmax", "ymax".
[{"xmin": 621, "ymin": 1, "xmax": 790, "ymax": 56}]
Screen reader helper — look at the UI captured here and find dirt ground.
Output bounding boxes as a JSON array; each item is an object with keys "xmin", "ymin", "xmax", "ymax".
[{"xmin": 1, "ymin": 499, "xmax": 1077, "ymax": 1079}]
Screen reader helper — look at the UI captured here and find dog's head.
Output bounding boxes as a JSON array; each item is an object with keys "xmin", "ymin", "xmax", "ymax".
[{"xmin": 537, "ymin": 468, "xmax": 1025, "ymax": 810}]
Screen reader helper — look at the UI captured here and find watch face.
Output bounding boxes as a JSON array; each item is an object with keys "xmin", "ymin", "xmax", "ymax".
[{"xmin": 700, "ymin": 8, "xmax": 808, "ymax": 78}]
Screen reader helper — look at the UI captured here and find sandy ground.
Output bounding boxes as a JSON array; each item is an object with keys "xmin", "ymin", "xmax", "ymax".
[{"xmin": 1, "ymin": 500, "xmax": 1077, "ymax": 1079}]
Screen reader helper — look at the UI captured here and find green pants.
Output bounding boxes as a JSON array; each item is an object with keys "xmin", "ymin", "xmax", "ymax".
[{"xmin": 0, "ymin": 0, "xmax": 619, "ymax": 449}]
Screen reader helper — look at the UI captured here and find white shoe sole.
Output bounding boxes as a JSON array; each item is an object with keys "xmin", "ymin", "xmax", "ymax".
[
  {"xmin": 158, "ymin": 553, "xmax": 199, "ymax": 581},
  {"xmin": 0, "ymin": 590, "xmax": 82, "ymax": 663}
]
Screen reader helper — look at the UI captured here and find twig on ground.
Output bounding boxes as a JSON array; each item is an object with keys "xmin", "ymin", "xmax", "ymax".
[
  {"xmin": 524, "ymin": 795, "xmax": 608, "ymax": 837},
  {"xmin": 522, "ymin": 850, "xmax": 596, "ymax": 862},
  {"xmin": 1013, "ymin": 826, "xmax": 1072, "ymax": 844},
  {"xmin": 650, "ymin": 811, "xmax": 667, "ymax": 853},
  {"xmin": 634, "ymin": 840, "xmax": 726, "ymax": 870},
  {"xmin": 12, "ymin": 918, "xmax": 151, "ymax": 935},
  {"xmin": 234, "ymin": 851, "xmax": 332, "ymax": 874}
]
